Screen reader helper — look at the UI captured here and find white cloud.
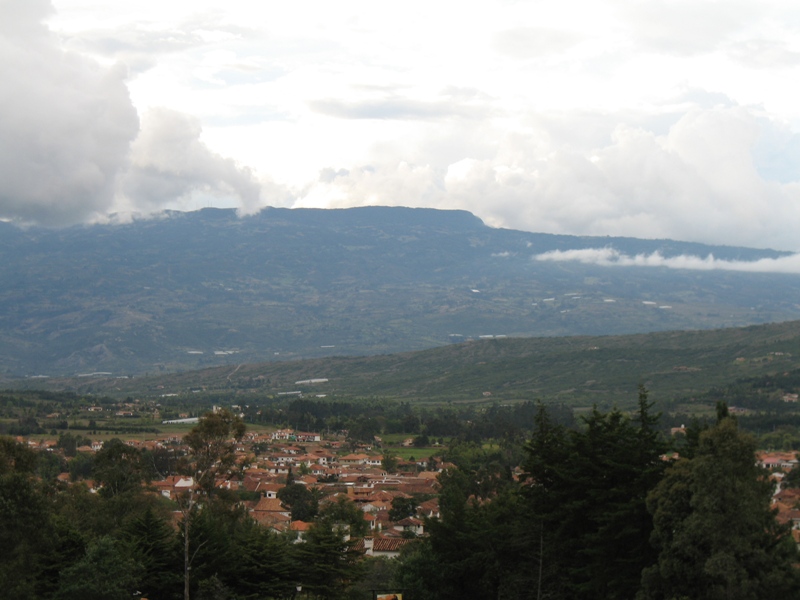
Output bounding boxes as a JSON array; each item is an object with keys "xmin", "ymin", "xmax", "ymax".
[
  {"xmin": 1, "ymin": 0, "xmax": 794, "ymax": 250},
  {"xmin": 534, "ymin": 247, "xmax": 800, "ymax": 274},
  {"xmin": 293, "ymin": 103, "xmax": 800, "ymax": 250},
  {"xmin": 0, "ymin": 0, "xmax": 287, "ymax": 225},
  {"xmin": 619, "ymin": 0, "xmax": 760, "ymax": 56},
  {"xmin": 120, "ymin": 108, "xmax": 291, "ymax": 216}
]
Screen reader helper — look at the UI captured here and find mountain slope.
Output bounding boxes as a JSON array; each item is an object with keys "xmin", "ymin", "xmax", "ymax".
[
  {"xmin": 1, "ymin": 206, "xmax": 799, "ymax": 376},
  {"xmin": 13, "ymin": 320, "xmax": 800, "ymax": 408}
]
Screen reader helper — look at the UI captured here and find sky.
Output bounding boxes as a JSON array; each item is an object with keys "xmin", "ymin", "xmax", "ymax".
[{"xmin": 3, "ymin": 0, "xmax": 800, "ymax": 258}]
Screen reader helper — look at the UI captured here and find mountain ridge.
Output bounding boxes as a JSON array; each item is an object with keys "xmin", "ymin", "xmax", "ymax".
[{"xmin": 2, "ymin": 206, "xmax": 799, "ymax": 376}]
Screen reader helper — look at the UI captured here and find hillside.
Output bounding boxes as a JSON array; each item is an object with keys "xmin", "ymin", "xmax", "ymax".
[
  {"xmin": 2, "ymin": 206, "xmax": 800, "ymax": 377},
  {"xmin": 11, "ymin": 320, "xmax": 800, "ymax": 408}
]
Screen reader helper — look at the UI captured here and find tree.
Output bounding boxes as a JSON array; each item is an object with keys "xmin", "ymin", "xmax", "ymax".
[
  {"xmin": 523, "ymin": 393, "xmax": 667, "ymax": 600},
  {"xmin": 93, "ymin": 438, "xmax": 143, "ymax": 497},
  {"xmin": 295, "ymin": 521, "xmax": 363, "ymax": 599},
  {"xmin": 0, "ymin": 437, "xmax": 52, "ymax": 599},
  {"xmin": 388, "ymin": 496, "xmax": 417, "ymax": 522},
  {"xmin": 68, "ymin": 452, "xmax": 94, "ymax": 481},
  {"xmin": 640, "ymin": 416, "xmax": 800, "ymax": 599},
  {"xmin": 123, "ymin": 506, "xmax": 181, "ymax": 599},
  {"xmin": 278, "ymin": 482, "xmax": 318, "ymax": 522},
  {"xmin": 346, "ymin": 556, "xmax": 398, "ymax": 600},
  {"xmin": 229, "ymin": 524, "xmax": 296, "ymax": 599},
  {"xmin": 183, "ymin": 409, "xmax": 246, "ymax": 495},
  {"xmin": 393, "ymin": 540, "xmax": 443, "ymax": 600},
  {"xmin": 54, "ymin": 536, "xmax": 143, "ymax": 600},
  {"xmin": 318, "ymin": 495, "xmax": 369, "ymax": 537},
  {"xmin": 57, "ymin": 432, "xmax": 90, "ymax": 458},
  {"xmin": 382, "ymin": 451, "xmax": 399, "ymax": 473},
  {"xmin": 178, "ymin": 409, "xmax": 246, "ymax": 600}
]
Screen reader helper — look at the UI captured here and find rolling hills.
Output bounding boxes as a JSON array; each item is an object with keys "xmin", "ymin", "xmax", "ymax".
[{"xmin": 11, "ymin": 319, "xmax": 800, "ymax": 409}]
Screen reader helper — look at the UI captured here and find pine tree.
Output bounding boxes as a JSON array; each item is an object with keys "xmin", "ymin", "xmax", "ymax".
[
  {"xmin": 640, "ymin": 416, "xmax": 800, "ymax": 600},
  {"xmin": 295, "ymin": 521, "xmax": 363, "ymax": 599},
  {"xmin": 229, "ymin": 524, "xmax": 296, "ymax": 599},
  {"xmin": 123, "ymin": 506, "xmax": 182, "ymax": 600},
  {"xmin": 524, "ymin": 392, "xmax": 667, "ymax": 599}
]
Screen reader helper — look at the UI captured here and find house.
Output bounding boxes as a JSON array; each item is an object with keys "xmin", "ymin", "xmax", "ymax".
[
  {"xmin": 340, "ymin": 453, "xmax": 371, "ymax": 466},
  {"xmin": 356, "ymin": 536, "xmax": 413, "ymax": 558},
  {"xmin": 290, "ymin": 520, "xmax": 313, "ymax": 542},
  {"xmin": 394, "ymin": 517, "xmax": 424, "ymax": 537},
  {"xmin": 417, "ymin": 498, "xmax": 440, "ymax": 519},
  {"xmin": 363, "ymin": 512, "xmax": 379, "ymax": 531},
  {"xmin": 152, "ymin": 476, "xmax": 194, "ymax": 499},
  {"xmin": 251, "ymin": 497, "xmax": 292, "ymax": 530}
]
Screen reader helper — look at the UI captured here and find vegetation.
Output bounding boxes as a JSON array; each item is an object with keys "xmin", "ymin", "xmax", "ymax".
[
  {"xmin": 3, "ymin": 390, "xmax": 800, "ymax": 599},
  {"xmin": 2, "ymin": 206, "xmax": 800, "ymax": 379},
  {"xmin": 12, "ymin": 319, "xmax": 800, "ymax": 411},
  {"xmin": 391, "ymin": 399, "xmax": 800, "ymax": 600}
]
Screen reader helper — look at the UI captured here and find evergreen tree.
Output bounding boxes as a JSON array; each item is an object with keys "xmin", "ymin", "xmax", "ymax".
[
  {"xmin": 295, "ymin": 521, "xmax": 363, "ymax": 599},
  {"xmin": 640, "ymin": 416, "xmax": 800, "ymax": 600},
  {"xmin": 0, "ymin": 460, "xmax": 49, "ymax": 599},
  {"xmin": 123, "ymin": 506, "xmax": 182, "ymax": 600},
  {"xmin": 229, "ymin": 524, "xmax": 296, "ymax": 599},
  {"xmin": 392, "ymin": 540, "xmax": 444, "ymax": 600},
  {"xmin": 524, "ymin": 393, "xmax": 667, "ymax": 599},
  {"xmin": 419, "ymin": 466, "xmax": 533, "ymax": 600},
  {"xmin": 278, "ymin": 481, "xmax": 319, "ymax": 521},
  {"xmin": 54, "ymin": 536, "xmax": 143, "ymax": 600}
]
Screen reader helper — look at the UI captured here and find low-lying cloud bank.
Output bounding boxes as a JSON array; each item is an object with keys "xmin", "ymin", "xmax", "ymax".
[{"xmin": 534, "ymin": 248, "xmax": 800, "ymax": 274}]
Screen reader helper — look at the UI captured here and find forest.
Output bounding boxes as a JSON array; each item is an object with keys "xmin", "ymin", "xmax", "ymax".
[{"xmin": 2, "ymin": 391, "xmax": 800, "ymax": 599}]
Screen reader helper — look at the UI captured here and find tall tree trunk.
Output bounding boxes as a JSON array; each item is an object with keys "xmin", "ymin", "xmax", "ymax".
[{"xmin": 184, "ymin": 510, "xmax": 190, "ymax": 600}]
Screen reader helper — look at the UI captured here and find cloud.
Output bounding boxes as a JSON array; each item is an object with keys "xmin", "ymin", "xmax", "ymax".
[
  {"xmin": 120, "ymin": 108, "xmax": 291, "ymax": 216},
  {"xmin": 619, "ymin": 0, "xmax": 760, "ymax": 56},
  {"xmin": 309, "ymin": 88, "xmax": 492, "ymax": 121},
  {"xmin": 534, "ymin": 247, "xmax": 800, "ymax": 274},
  {"xmin": 727, "ymin": 40, "xmax": 800, "ymax": 69},
  {"xmin": 492, "ymin": 27, "xmax": 584, "ymax": 59},
  {"xmin": 9, "ymin": 0, "xmax": 800, "ymax": 251},
  {"xmin": 296, "ymin": 102, "xmax": 800, "ymax": 251},
  {"xmin": 0, "ymin": 0, "xmax": 138, "ymax": 226},
  {"xmin": 0, "ymin": 0, "xmax": 285, "ymax": 225}
]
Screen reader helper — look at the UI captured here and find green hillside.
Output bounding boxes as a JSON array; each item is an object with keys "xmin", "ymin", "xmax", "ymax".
[{"xmin": 11, "ymin": 319, "xmax": 800, "ymax": 408}]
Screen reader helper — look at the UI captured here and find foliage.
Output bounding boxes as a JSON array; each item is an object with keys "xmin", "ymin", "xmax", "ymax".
[
  {"xmin": 123, "ymin": 506, "xmax": 182, "ymax": 600},
  {"xmin": 179, "ymin": 409, "xmax": 246, "ymax": 600},
  {"xmin": 278, "ymin": 482, "xmax": 319, "ymax": 522},
  {"xmin": 319, "ymin": 495, "xmax": 370, "ymax": 537},
  {"xmin": 382, "ymin": 450, "xmax": 399, "ymax": 473},
  {"xmin": 0, "ymin": 440, "xmax": 50, "ymax": 600},
  {"xmin": 183, "ymin": 408, "xmax": 246, "ymax": 493},
  {"xmin": 93, "ymin": 438, "xmax": 144, "ymax": 497},
  {"xmin": 640, "ymin": 416, "xmax": 800, "ymax": 599},
  {"xmin": 523, "ymin": 391, "xmax": 667, "ymax": 599},
  {"xmin": 345, "ymin": 556, "xmax": 398, "ymax": 600},
  {"xmin": 295, "ymin": 521, "xmax": 364, "ymax": 599},
  {"xmin": 229, "ymin": 524, "xmax": 296, "ymax": 599},
  {"xmin": 54, "ymin": 536, "xmax": 143, "ymax": 600},
  {"xmin": 388, "ymin": 496, "xmax": 418, "ymax": 522}
]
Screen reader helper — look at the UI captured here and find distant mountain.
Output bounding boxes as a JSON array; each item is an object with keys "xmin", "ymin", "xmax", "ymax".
[{"xmin": 2, "ymin": 206, "xmax": 799, "ymax": 376}]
